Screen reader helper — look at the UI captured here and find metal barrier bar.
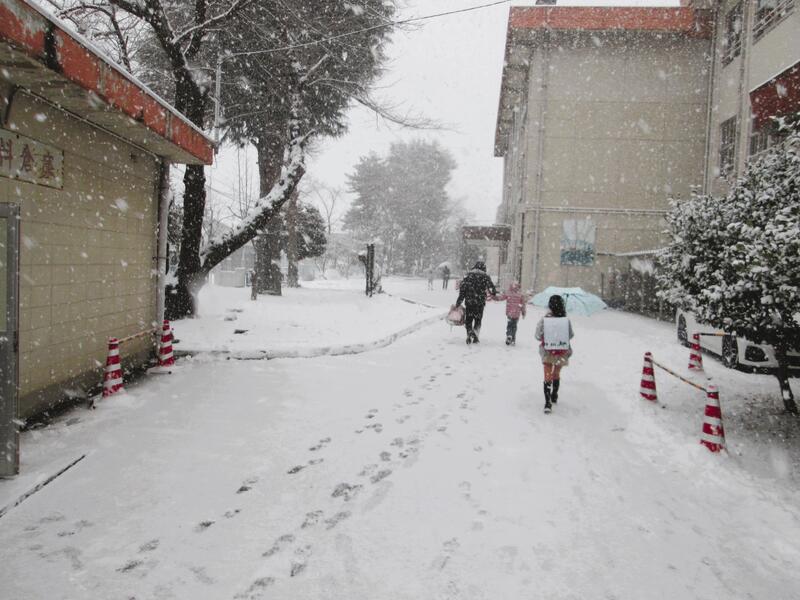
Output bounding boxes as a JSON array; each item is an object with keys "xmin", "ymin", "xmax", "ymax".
[
  {"xmin": 696, "ymin": 332, "xmax": 726, "ymax": 337},
  {"xmin": 651, "ymin": 359, "xmax": 708, "ymax": 392},
  {"xmin": 117, "ymin": 328, "xmax": 158, "ymax": 345}
]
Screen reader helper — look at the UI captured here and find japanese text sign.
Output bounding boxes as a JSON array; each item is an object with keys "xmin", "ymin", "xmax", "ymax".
[{"xmin": 0, "ymin": 129, "xmax": 64, "ymax": 189}]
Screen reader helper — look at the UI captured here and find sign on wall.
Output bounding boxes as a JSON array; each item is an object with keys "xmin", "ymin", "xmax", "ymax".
[
  {"xmin": 0, "ymin": 129, "xmax": 64, "ymax": 189},
  {"xmin": 561, "ymin": 219, "xmax": 596, "ymax": 266}
]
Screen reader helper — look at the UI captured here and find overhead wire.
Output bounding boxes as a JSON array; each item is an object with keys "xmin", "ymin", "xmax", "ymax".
[{"xmin": 227, "ymin": 0, "xmax": 511, "ymax": 58}]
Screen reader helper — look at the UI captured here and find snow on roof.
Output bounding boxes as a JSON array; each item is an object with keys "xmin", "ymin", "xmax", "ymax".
[{"xmin": 0, "ymin": 0, "xmax": 214, "ymax": 165}]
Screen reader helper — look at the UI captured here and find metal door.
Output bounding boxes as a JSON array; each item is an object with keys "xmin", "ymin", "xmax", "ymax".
[{"xmin": 0, "ymin": 203, "xmax": 19, "ymax": 477}]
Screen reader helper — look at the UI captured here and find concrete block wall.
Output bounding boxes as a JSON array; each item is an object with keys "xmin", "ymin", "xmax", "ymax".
[{"xmin": 0, "ymin": 93, "xmax": 159, "ymax": 418}]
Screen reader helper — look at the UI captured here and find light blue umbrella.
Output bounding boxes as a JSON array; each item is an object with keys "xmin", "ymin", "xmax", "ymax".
[{"xmin": 530, "ymin": 286, "xmax": 607, "ymax": 317}]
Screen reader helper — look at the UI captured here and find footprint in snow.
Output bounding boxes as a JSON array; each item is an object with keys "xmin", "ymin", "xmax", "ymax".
[
  {"xmin": 370, "ymin": 469, "xmax": 392, "ymax": 484},
  {"xmin": 237, "ymin": 477, "xmax": 258, "ymax": 494},
  {"xmin": 234, "ymin": 577, "xmax": 275, "ymax": 599},
  {"xmin": 290, "ymin": 545, "xmax": 312, "ymax": 577},
  {"xmin": 117, "ymin": 559, "xmax": 144, "ymax": 573},
  {"xmin": 195, "ymin": 520, "xmax": 215, "ymax": 532},
  {"xmin": 224, "ymin": 509, "xmax": 241, "ymax": 519},
  {"xmin": 309, "ymin": 437, "xmax": 331, "ymax": 451},
  {"xmin": 139, "ymin": 539, "xmax": 159, "ymax": 553},
  {"xmin": 301, "ymin": 510, "xmax": 324, "ymax": 529},
  {"xmin": 332, "ymin": 482, "xmax": 362, "ymax": 501},
  {"xmin": 324, "ymin": 511, "xmax": 351, "ymax": 530},
  {"xmin": 262, "ymin": 534, "xmax": 295, "ymax": 558},
  {"xmin": 287, "ymin": 465, "xmax": 306, "ymax": 475},
  {"xmin": 380, "ymin": 451, "xmax": 391, "ymax": 462}
]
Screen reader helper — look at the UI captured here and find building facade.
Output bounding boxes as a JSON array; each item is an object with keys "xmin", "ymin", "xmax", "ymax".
[
  {"xmin": 0, "ymin": 0, "xmax": 213, "ymax": 474},
  {"xmin": 702, "ymin": 0, "xmax": 799, "ymax": 194},
  {"xmin": 495, "ymin": 3, "xmax": 800, "ymax": 296},
  {"xmin": 495, "ymin": 6, "xmax": 713, "ymax": 295}
]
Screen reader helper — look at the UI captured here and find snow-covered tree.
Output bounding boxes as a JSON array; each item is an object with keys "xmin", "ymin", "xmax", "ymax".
[
  {"xmin": 659, "ymin": 114, "xmax": 800, "ymax": 413},
  {"xmin": 344, "ymin": 140, "xmax": 457, "ymax": 274}
]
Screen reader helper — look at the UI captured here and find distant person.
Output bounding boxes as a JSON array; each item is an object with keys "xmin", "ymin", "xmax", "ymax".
[
  {"xmin": 442, "ymin": 265, "xmax": 451, "ymax": 290},
  {"xmin": 496, "ymin": 281, "xmax": 527, "ymax": 345},
  {"xmin": 534, "ymin": 294, "xmax": 574, "ymax": 414},
  {"xmin": 453, "ymin": 261, "xmax": 497, "ymax": 344},
  {"xmin": 427, "ymin": 267, "xmax": 435, "ymax": 290}
]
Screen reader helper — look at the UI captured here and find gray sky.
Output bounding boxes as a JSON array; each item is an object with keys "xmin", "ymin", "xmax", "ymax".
[{"xmin": 208, "ymin": 0, "xmax": 676, "ymax": 227}]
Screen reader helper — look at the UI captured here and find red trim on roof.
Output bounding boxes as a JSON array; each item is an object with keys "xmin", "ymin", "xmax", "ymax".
[
  {"xmin": 0, "ymin": 2, "xmax": 45, "ymax": 56},
  {"xmin": 0, "ymin": 0, "xmax": 213, "ymax": 165},
  {"xmin": 750, "ymin": 61, "xmax": 800, "ymax": 130},
  {"xmin": 509, "ymin": 6, "xmax": 712, "ymax": 38}
]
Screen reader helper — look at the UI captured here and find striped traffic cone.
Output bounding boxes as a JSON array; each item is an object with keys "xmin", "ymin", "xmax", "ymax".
[
  {"xmin": 700, "ymin": 384, "xmax": 725, "ymax": 453},
  {"xmin": 148, "ymin": 320, "xmax": 175, "ymax": 374},
  {"xmin": 102, "ymin": 338, "xmax": 124, "ymax": 397},
  {"xmin": 158, "ymin": 320, "xmax": 175, "ymax": 367},
  {"xmin": 639, "ymin": 352, "xmax": 658, "ymax": 402},
  {"xmin": 688, "ymin": 333, "xmax": 704, "ymax": 371}
]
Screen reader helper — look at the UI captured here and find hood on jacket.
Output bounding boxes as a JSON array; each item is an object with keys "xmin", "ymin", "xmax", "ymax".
[{"xmin": 473, "ymin": 261, "xmax": 486, "ymax": 272}]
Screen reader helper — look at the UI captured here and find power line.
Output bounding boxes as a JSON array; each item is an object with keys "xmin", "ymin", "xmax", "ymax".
[{"xmin": 227, "ymin": 0, "xmax": 511, "ymax": 59}]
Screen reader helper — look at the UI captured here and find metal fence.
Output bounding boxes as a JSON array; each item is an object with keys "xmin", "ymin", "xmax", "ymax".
[{"xmin": 601, "ymin": 268, "xmax": 672, "ymax": 321}]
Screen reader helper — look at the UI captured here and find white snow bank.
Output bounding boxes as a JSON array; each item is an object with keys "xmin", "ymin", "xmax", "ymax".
[{"xmin": 176, "ymin": 282, "xmax": 444, "ymax": 356}]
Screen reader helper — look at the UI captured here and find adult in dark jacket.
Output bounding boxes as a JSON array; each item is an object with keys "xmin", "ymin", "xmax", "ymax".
[{"xmin": 454, "ymin": 261, "xmax": 498, "ymax": 344}]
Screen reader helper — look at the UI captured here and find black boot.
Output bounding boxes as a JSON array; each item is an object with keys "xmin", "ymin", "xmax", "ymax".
[
  {"xmin": 551, "ymin": 379, "xmax": 560, "ymax": 404},
  {"xmin": 543, "ymin": 381, "xmax": 552, "ymax": 413}
]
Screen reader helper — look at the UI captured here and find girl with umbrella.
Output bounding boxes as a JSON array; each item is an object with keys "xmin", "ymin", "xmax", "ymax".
[{"xmin": 534, "ymin": 294, "xmax": 574, "ymax": 413}]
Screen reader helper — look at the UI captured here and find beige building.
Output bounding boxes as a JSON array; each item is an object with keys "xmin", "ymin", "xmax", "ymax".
[
  {"xmin": 700, "ymin": 0, "xmax": 799, "ymax": 193},
  {"xmin": 495, "ymin": 6, "xmax": 714, "ymax": 294},
  {"xmin": 495, "ymin": 3, "xmax": 800, "ymax": 296},
  {"xmin": 0, "ymin": 0, "xmax": 213, "ymax": 475}
]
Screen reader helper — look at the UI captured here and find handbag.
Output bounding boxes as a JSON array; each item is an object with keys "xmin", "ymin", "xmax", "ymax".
[{"xmin": 447, "ymin": 305, "xmax": 465, "ymax": 326}]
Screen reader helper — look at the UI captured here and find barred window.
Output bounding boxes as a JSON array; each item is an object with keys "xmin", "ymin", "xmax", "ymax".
[
  {"xmin": 719, "ymin": 117, "xmax": 737, "ymax": 176},
  {"xmin": 749, "ymin": 122, "xmax": 787, "ymax": 156},
  {"xmin": 721, "ymin": 2, "xmax": 743, "ymax": 66},
  {"xmin": 753, "ymin": 0, "xmax": 794, "ymax": 42}
]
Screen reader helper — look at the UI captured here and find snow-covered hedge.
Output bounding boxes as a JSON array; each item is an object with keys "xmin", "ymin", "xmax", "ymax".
[{"xmin": 658, "ymin": 113, "xmax": 800, "ymax": 413}]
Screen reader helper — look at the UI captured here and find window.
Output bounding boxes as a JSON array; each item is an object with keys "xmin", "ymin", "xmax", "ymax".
[
  {"xmin": 749, "ymin": 121, "xmax": 787, "ymax": 156},
  {"xmin": 721, "ymin": 2, "xmax": 743, "ymax": 66},
  {"xmin": 560, "ymin": 219, "xmax": 596, "ymax": 266},
  {"xmin": 719, "ymin": 117, "xmax": 738, "ymax": 176},
  {"xmin": 753, "ymin": 0, "xmax": 794, "ymax": 42}
]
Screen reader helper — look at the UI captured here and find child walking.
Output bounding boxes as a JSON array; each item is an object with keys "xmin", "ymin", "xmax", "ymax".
[
  {"xmin": 497, "ymin": 282, "xmax": 527, "ymax": 345},
  {"xmin": 534, "ymin": 295, "xmax": 574, "ymax": 414}
]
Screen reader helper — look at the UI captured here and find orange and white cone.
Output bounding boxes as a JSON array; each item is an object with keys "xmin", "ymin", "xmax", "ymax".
[
  {"xmin": 158, "ymin": 320, "xmax": 175, "ymax": 367},
  {"xmin": 639, "ymin": 352, "xmax": 658, "ymax": 402},
  {"xmin": 700, "ymin": 384, "xmax": 725, "ymax": 453},
  {"xmin": 149, "ymin": 320, "xmax": 175, "ymax": 374},
  {"xmin": 103, "ymin": 338, "xmax": 124, "ymax": 397},
  {"xmin": 688, "ymin": 333, "xmax": 704, "ymax": 371}
]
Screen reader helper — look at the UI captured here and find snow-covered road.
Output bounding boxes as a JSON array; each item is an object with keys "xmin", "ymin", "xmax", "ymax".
[{"xmin": 1, "ymin": 280, "xmax": 799, "ymax": 599}]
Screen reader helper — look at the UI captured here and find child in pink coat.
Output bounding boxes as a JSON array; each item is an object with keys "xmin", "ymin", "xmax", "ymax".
[{"xmin": 497, "ymin": 282, "xmax": 527, "ymax": 345}]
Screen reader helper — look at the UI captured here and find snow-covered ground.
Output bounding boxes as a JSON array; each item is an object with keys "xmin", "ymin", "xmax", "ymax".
[
  {"xmin": 1, "ymin": 278, "xmax": 799, "ymax": 599},
  {"xmin": 176, "ymin": 280, "xmax": 443, "ymax": 358}
]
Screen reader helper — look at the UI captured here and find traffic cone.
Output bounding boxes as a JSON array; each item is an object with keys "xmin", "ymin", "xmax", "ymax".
[
  {"xmin": 102, "ymin": 338, "xmax": 124, "ymax": 397},
  {"xmin": 688, "ymin": 333, "xmax": 704, "ymax": 371},
  {"xmin": 158, "ymin": 320, "xmax": 175, "ymax": 367},
  {"xmin": 700, "ymin": 384, "xmax": 725, "ymax": 453},
  {"xmin": 149, "ymin": 320, "xmax": 175, "ymax": 374},
  {"xmin": 639, "ymin": 352, "xmax": 658, "ymax": 402}
]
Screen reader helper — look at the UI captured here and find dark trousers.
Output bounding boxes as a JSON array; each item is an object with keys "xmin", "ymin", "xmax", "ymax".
[
  {"xmin": 506, "ymin": 317, "xmax": 519, "ymax": 341},
  {"xmin": 465, "ymin": 303, "xmax": 484, "ymax": 341},
  {"xmin": 442, "ymin": 277, "xmax": 449, "ymax": 290}
]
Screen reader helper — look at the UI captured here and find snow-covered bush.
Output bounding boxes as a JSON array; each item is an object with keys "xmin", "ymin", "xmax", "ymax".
[{"xmin": 659, "ymin": 113, "xmax": 800, "ymax": 413}]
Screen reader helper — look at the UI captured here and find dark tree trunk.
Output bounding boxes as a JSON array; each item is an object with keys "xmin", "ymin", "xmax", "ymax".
[
  {"xmin": 253, "ymin": 135, "xmax": 287, "ymax": 296},
  {"xmin": 774, "ymin": 341, "xmax": 798, "ymax": 414},
  {"xmin": 165, "ymin": 78, "xmax": 208, "ymax": 320},
  {"xmin": 286, "ymin": 189, "xmax": 299, "ymax": 287}
]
